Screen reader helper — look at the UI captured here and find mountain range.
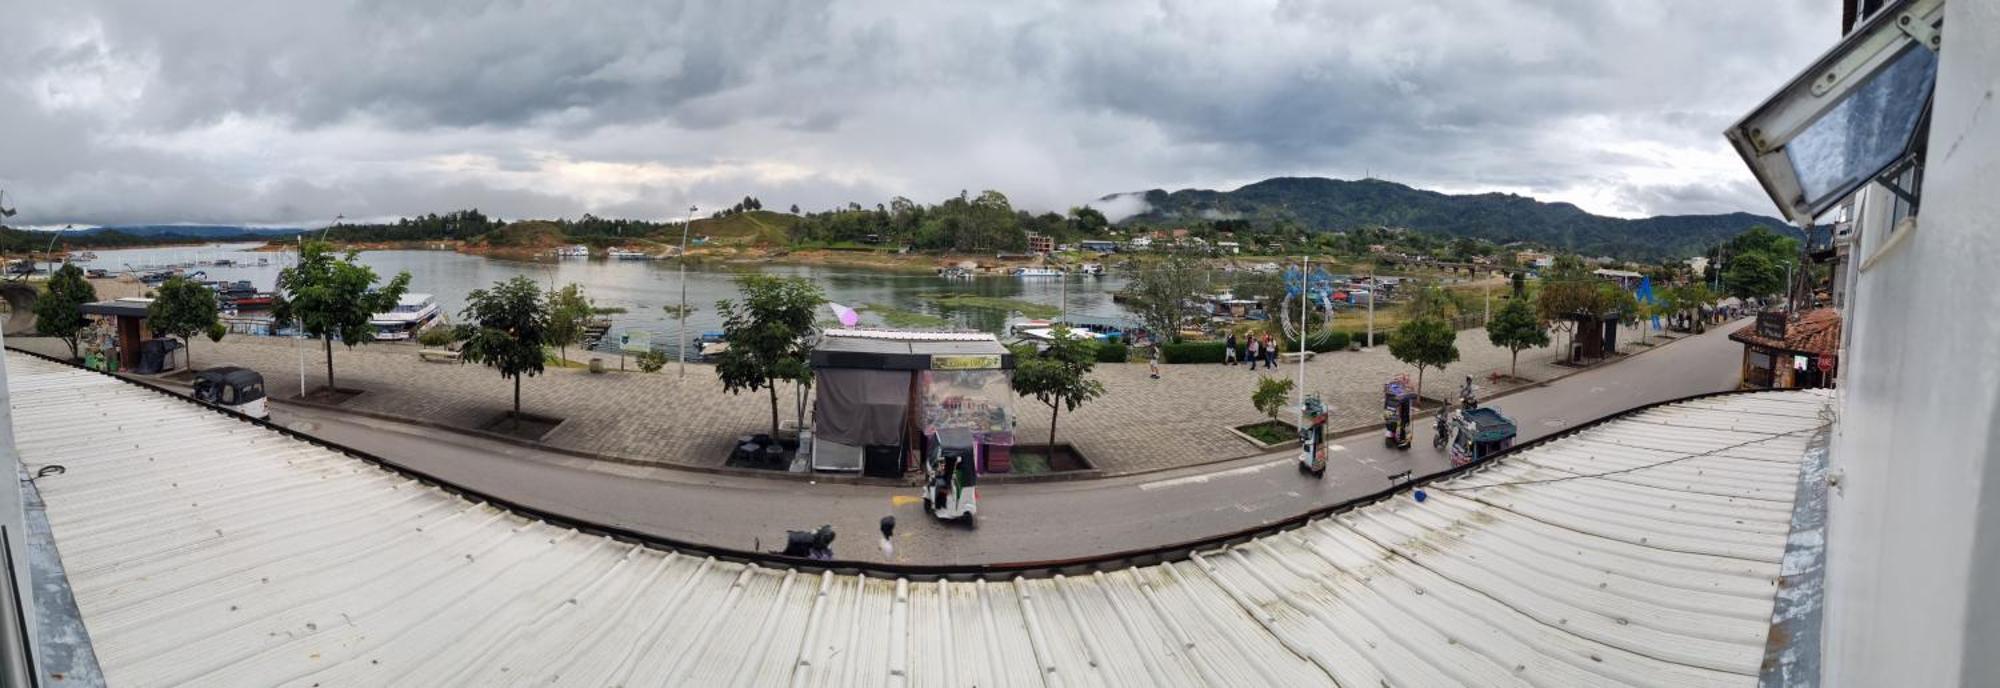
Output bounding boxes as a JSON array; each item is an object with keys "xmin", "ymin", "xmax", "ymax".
[{"xmin": 1102, "ymin": 177, "xmax": 1785, "ymax": 260}]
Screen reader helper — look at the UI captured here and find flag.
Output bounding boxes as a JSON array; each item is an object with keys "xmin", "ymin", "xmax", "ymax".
[{"xmin": 828, "ymin": 302, "xmax": 860, "ymax": 328}]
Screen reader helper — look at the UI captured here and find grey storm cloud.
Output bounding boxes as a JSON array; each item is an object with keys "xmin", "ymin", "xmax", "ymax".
[{"xmin": 0, "ymin": 0, "xmax": 1837, "ymax": 228}]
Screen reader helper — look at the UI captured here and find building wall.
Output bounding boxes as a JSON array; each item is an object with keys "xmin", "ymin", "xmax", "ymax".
[{"xmin": 1822, "ymin": 3, "xmax": 2000, "ymax": 685}]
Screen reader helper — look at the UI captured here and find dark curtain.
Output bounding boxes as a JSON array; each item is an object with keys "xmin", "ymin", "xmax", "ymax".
[{"xmin": 812, "ymin": 369, "xmax": 911, "ymax": 447}]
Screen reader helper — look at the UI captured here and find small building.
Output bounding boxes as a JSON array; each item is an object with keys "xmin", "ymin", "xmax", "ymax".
[
  {"xmin": 1079, "ymin": 239, "xmax": 1118, "ymax": 253},
  {"xmin": 1729, "ymin": 309, "xmax": 1840, "ymax": 390},
  {"xmin": 1593, "ymin": 268, "xmax": 1645, "ymax": 289},
  {"xmin": 1026, "ymin": 233, "xmax": 1055, "ymax": 254},
  {"xmin": 1368, "ymin": 244, "xmax": 1389, "ymax": 254},
  {"xmin": 1687, "ymin": 255, "xmax": 1710, "ymax": 276},
  {"xmin": 1215, "ymin": 241, "xmax": 1241, "ymax": 254},
  {"xmin": 1126, "ymin": 237, "xmax": 1153, "ymax": 250},
  {"xmin": 1516, "ymin": 251, "xmax": 1555, "ymax": 268},
  {"xmin": 809, "ymin": 329, "xmax": 1017, "ymax": 476},
  {"xmin": 79, "ymin": 297, "xmax": 182, "ymax": 373}
]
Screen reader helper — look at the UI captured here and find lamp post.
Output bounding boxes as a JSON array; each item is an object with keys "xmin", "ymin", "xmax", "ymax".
[
  {"xmin": 677, "ymin": 204, "xmax": 696, "ymax": 379},
  {"xmin": 46, "ymin": 225, "xmax": 71, "ymax": 277},
  {"xmin": 319, "ymin": 214, "xmax": 343, "ymax": 243}
]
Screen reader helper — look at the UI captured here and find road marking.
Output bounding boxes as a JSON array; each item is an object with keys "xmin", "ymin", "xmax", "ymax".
[
  {"xmin": 1139, "ymin": 458, "xmax": 1291, "ymax": 491},
  {"xmin": 890, "ymin": 495, "xmax": 923, "ymax": 507}
]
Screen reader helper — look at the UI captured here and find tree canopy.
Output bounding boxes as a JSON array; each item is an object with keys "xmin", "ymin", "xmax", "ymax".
[
  {"xmin": 1009, "ymin": 325, "xmax": 1105, "ymax": 451},
  {"xmin": 34, "ymin": 263, "xmax": 97, "ymax": 360},
  {"xmin": 1118, "ymin": 251, "xmax": 1209, "ymax": 343},
  {"xmin": 1389, "ymin": 317, "xmax": 1459, "ymax": 401},
  {"xmin": 147, "ymin": 276, "xmax": 222, "ymax": 369},
  {"xmin": 714, "ymin": 274, "xmax": 825, "ymax": 439},
  {"xmin": 272, "ymin": 241, "xmax": 411, "ymax": 390},
  {"xmin": 458, "ymin": 275, "xmax": 549, "ymax": 419},
  {"xmin": 545, "ymin": 283, "xmax": 595, "ymax": 364},
  {"xmin": 1486, "ymin": 297, "xmax": 1548, "ymax": 378}
]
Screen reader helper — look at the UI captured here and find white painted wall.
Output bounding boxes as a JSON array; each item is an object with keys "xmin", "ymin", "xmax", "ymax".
[{"xmin": 1822, "ymin": 2, "xmax": 2000, "ymax": 685}]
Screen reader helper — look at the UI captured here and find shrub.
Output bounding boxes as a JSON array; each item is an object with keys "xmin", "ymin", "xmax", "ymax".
[
  {"xmin": 1159, "ymin": 341, "xmax": 1227, "ymax": 364},
  {"xmin": 1094, "ymin": 341, "xmax": 1129, "ymax": 363},
  {"xmin": 635, "ymin": 349, "xmax": 669, "ymax": 372},
  {"xmin": 417, "ymin": 327, "xmax": 454, "ymax": 347},
  {"xmin": 1344, "ymin": 330, "xmax": 1391, "ymax": 347}
]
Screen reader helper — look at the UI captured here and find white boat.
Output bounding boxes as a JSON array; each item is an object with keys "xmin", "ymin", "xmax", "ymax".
[
  {"xmin": 555, "ymin": 245, "xmax": 590, "ymax": 257},
  {"xmin": 370, "ymin": 293, "xmax": 442, "ymax": 341},
  {"xmin": 1012, "ymin": 266, "xmax": 1064, "ymax": 277},
  {"xmin": 607, "ymin": 248, "xmax": 653, "ymax": 260},
  {"xmin": 1078, "ymin": 263, "xmax": 1104, "ymax": 276}
]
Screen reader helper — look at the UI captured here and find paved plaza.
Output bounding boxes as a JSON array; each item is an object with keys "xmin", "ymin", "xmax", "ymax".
[{"xmin": 11, "ymin": 321, "xmax": 1669, "ymax": 475}]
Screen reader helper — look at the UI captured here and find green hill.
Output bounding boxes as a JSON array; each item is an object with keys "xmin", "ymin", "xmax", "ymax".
[
  {"xmin": 469, "ymin": 220, "xmax": 568, "ymax": 248},
  {"xmin": 691, "ymin": 210, "xmax": 798, "ymax": 245},
  {"xmin": 1107, "ymin": 177, "xmax": 1786, "ymax": 260}
]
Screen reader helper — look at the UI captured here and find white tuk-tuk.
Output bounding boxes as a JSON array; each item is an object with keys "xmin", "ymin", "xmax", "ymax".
[{"xmin": 922, "ymin": 427, "xmax": 979, "ymax": 521}]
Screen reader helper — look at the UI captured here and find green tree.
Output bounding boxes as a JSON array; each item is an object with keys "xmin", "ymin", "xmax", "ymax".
[
  {"xmin": 1389, "ymin": 317, "xmax": 1459, "ymax": 401},
  {"xmin": 1402, "ymin": 283, "xmax": 1456, "ymax": 321},
  {"xmin": 147, "ymin": 276, "xmax": 222, "ymax": 369},
  {"xmin": 545, "ymin": 283, "xmax": 594, "ymax": 364},
  {"xmin": 458, "ymin": 275, "xmax": 549, "ymax": 421},
  {"xmin": 1119, "ymin": 252, "xmax": 1209, "ymax": 343},
  {"xmin": 1723, "ymin": 252, "xmax": 1784, "ymax": 301},
  {"xmin": 33, "ymin": 263, "xmax": 97, "ymax": 360},
  {"xmin": 1009, "ymin": 325, "xmax": 1105, "ymax": 451},
  {"xmin": 272, "ymin": 240, "xmax": 412, "ymax": 390},
  {"xmin": 1510, "ymin": 271, "xmax": 1526, "ymax": 297},
  {"xmin": 715, "ymin": 275, "xmax": 825, "ymax": 439},
  {"xmin": 1251, "ymin": 375, "xmax": 1296, "ymax": 425},
  {"xmin": 1486, "ymin": 297, "xmax": 1548, "ymax": 378}
]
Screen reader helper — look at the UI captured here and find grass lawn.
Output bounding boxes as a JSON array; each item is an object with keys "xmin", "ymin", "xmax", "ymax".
[{"xmin": 920, "ymin": 294, "xmax": 1060, "ymax": 319}]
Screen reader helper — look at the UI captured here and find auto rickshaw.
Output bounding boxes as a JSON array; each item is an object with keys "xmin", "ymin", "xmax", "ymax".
[
  {"xmin": 1445, "ymin": 406, "xmax": 1517, "ymax": 465},
  {"xmin": 1297, "ymin": 394, "xmax": 1330, "ymax": 477},
  {"xmin": 191, "ymin": 366, "xmax": 269, "ymax": 420},
  {"xmin": 1383, "ymin": 374, "xmax": 1415, "ymax": 449},
  {"xmin": 923, "ymin": 427, "xmax": 979, "ymax": 521}
]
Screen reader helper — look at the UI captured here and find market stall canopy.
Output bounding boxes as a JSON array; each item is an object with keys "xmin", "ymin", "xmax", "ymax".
[{"xmin": 811, "ymin": 329, "xmax": 1012, "ymax": 371}]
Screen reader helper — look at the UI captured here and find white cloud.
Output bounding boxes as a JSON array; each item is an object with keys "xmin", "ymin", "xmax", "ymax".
[{"xmin": 0, "ymin": 0, "xmax": 1838, "ymax": 227}]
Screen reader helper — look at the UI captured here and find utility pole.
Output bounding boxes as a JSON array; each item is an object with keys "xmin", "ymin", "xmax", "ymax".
[
  {"xmin": 677, "ymin": 204, "xmax": 696, "ymax": 379},
  {"xmin": 1483, "ymin": 276, "xmax": 1491, "ymax": 327},
  {"xmin": 1365, "ymin": 271, "xmax": 1376, "ymax": 349},
  {"xmin": 295, "ymin": 234, "xmax": 307, "ymax": 396},
  {"xmin": 1296, "ymin": 254, "xmax": 1308, "ymax": 417}
]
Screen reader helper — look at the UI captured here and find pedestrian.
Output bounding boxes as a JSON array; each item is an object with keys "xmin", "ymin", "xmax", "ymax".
[
  {"xmin": 878, "ymin": 516, "xmax": 897, "ymax": 560},
  {"xmin": 1246, "ymin": 336, "xmax": 1261, "ymax": 370},
  {"xmin": 1224, "ymin": 332, "xmax": 1238, "ymax": 366},
  {"xmin": 1148, "ymin": 347, "xmax": 1161, "ymax": 379},
  {"xmin": 1262, "ymin": 332, "xmax": 1278, "ymax": 368}
]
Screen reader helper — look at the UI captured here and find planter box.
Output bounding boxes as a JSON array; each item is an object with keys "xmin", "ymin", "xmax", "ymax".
[{"xmin": 1227, "ymin": 421, "xmax": 1301, "ymax": 451}]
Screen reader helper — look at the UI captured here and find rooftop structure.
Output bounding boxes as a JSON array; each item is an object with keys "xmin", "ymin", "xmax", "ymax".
[{"xmin": 8, "ymin": 352, "xmax": 1830, "ymax": 686}]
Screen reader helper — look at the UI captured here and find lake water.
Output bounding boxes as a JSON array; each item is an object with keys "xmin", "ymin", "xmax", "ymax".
[{"xmin": 77, "ymin": 243, "xmax": 1135, "ymax": 357}]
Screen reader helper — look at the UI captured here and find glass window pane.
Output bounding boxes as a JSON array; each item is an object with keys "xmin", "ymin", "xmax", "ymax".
[{"xmin": 1787, "ymin": 44, "xmax": 1937, "ymax": 210}]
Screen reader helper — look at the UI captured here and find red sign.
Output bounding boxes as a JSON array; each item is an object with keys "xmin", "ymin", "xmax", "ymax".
[{"xmin": 1818, "ymin": 353, "xmax": 1837, "ymax": 372}]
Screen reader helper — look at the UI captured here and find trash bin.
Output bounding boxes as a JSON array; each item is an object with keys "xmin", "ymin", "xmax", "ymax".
[{"xmin": 589, "ymin": 357, "xmax": 605, "ymax": 374}]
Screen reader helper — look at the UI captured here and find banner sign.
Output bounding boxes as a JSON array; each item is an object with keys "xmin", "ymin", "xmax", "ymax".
[{"xmin": 931, "ymin": 355, "xmax": 1002, "ymax": 370}]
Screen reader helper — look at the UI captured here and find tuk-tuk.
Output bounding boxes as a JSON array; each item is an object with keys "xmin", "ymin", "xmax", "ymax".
[
  {"xmin": 923, "ymin": 427, "xmax": 978, "ymax": 521},
  {"xmin": 191, "ymin": 366, "xmax": 269, "ymax": 420},
  {"xmin": 1297, "ymin": 394, "xmax": 1330, "ymax": 477},
  {"xmin": 1383, "ymin": 374, "xmax": 1416, "ymax": 449},
  {"xmin": 1446, "ymin": 407, "xmax": 1517, "ymax": 465}
]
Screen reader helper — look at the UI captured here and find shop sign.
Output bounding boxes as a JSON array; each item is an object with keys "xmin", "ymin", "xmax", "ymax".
[
  {"xmin": 931, "ymin": 355, "xmax": 1002, "ymax": 370},
  {"xmin": 1756, "ymin": 312, "xmax": 1788, "ymax": 340}
]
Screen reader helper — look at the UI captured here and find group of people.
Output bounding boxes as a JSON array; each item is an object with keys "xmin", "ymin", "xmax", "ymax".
[{"xmin": 1224, "ymin": 331, "xmax": 1280, "ymax": 370}]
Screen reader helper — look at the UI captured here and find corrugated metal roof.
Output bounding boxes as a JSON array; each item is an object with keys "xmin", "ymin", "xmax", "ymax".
[
  {"xmin": 8, "ymin": 353, "xmax": 1831, "ymax": 687},
  {"xmin": 824, "ymin": 328, "xmax": 999, "ymax": 342}
]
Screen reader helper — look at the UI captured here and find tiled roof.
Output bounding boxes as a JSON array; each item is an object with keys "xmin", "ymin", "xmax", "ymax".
[
  {"xmin": 1729, "ymin": 308, "xmax": 1842, "ymax": 355},
  {"xmin": 9, "ymin": 353, "xmax": 1830, "ymax": 687}
]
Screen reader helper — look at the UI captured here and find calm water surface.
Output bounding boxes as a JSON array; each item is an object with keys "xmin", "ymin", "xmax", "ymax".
[{"xmin": 79, "ymin": 243, "xmax": 1134, "ymax": 357}]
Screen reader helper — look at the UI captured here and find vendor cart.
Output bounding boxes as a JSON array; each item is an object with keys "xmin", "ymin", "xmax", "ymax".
[{"xmin": 1297, "ymin": 394, "xmax": 1330, "ymax": 477}]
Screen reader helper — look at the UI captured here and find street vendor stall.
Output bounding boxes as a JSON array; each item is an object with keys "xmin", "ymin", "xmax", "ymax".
[{"xmin": 809, "ymin": 329, "xmax": 1016, "ymax": 476}]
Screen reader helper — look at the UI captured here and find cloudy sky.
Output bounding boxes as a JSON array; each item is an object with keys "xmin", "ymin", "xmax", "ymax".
[{"xmin": 1, "ymin": 0, "xmax": 1837, "ymax": 228}]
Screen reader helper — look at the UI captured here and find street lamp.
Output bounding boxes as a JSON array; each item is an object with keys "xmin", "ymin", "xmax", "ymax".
[
  {"xmin": 677, "ymin": 204, "xmax": 696, "ymax": 379},
  {"xmin": 46, "ymin": 225, "xmax": 71, "ymax": 277},
  {"xmin": 319, "ymin": 214, "xmax": 343, "ymax": 243}
]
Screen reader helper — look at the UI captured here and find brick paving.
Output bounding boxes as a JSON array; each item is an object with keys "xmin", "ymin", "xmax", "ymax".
[{"xmin": 11, "ymin": 321, "xmax": 1669, "ymax": 475}]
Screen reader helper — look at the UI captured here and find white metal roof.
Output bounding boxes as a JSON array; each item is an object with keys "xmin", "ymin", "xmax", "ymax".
[
  {"xmin": 8, "ymin": 352, "xmax": 1830, "ymax": 687},
  {"xmin": 823, "ymin": 328, "xmax": 998, "ymax": 342}
]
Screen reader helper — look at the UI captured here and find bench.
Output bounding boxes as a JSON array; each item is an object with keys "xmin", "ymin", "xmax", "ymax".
[
  {"xmin": 418, "ymin": 349, "xmax": 461, "ymax": 362},
  {"xmin": 1279, "ymin": 351, "xmax": 1316, "ymax": 364}
]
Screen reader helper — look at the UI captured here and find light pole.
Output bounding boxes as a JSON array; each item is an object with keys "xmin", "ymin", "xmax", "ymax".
[
  {"xmin": 677, "ymin": 204, "xmax": 696, "ymax": 379},
  {"xmin": 46, "ymin": 225, "xmax": 71, "ymax": 277}
]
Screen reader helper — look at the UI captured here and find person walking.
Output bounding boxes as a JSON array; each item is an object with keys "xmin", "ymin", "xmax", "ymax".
[
  {"xmin": 1262, "ymin": 332, "xmax": 1278, "ymax": 368},
  {"xmin": 1246, "ymin": 336, "xmax": 1261, "ymax": 371},
  {"xmin": 1148, "ymin": 346, "xmax": 1162, "ymax": 379},
  {"xmin": 878, "ymin": 516, "xmax": 897, "ymax": 561},
  {"xmin": 1224, "ymin": 332, "xmax": 1238, "ymax": 366}
]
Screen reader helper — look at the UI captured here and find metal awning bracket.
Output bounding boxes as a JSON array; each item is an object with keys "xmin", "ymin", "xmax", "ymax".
[{"xmin": 1895, "ymin": 10, "xmax": 1942, "ymax": 53}]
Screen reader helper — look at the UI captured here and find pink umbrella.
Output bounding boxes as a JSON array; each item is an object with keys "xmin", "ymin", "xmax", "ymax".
[{"xmin": 828, "ymin": 302, "xmax": 860, "ymax": 328}]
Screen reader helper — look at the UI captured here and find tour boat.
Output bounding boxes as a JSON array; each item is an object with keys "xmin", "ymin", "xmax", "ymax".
[
  {"xmin": 607, "ymin": 248, "xmax": 653, "ymax": 260},
  {"xmin": 1078, "ymin": 263, "xmax": 1104, "ymax": 276},
  {"xmin": 370, "ymin": 293, "xmax": 443, "ymax": 341},
  {"xmin": 555, "ymin": 244, "xmax": 590, "ymax": 257},
  {"xmin": 1011, "ymin": 266, "xmax": 1064, "ymax": 278}
]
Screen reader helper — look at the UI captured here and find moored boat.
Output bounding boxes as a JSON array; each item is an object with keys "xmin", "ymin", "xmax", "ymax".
[{"xmin": 370, "ymin": 293, "xmax": 442, "ymax": 341}]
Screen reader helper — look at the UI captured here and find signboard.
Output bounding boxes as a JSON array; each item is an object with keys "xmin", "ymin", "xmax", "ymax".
[
  {"xmin": 1756, "ymin": 312, "xmax": 1788, "ymax": 341},
  {"xmin": 930, "ymin": 355, "xmax": 1002, "ymax": 370},
  {"xmin": 619, "ymin": 329, "xmax": 653, "ymax": 353}
]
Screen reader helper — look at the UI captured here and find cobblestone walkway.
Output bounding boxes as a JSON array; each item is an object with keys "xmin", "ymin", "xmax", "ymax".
[{"xmin": 12, "ymin": 321, "xmax": 1671, "ymax": 474}]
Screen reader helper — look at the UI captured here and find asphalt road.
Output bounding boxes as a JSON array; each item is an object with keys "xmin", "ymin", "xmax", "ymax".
[{"xmin": 273, "ymin": 320, "xmax": 1749, "ymax": 566}]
